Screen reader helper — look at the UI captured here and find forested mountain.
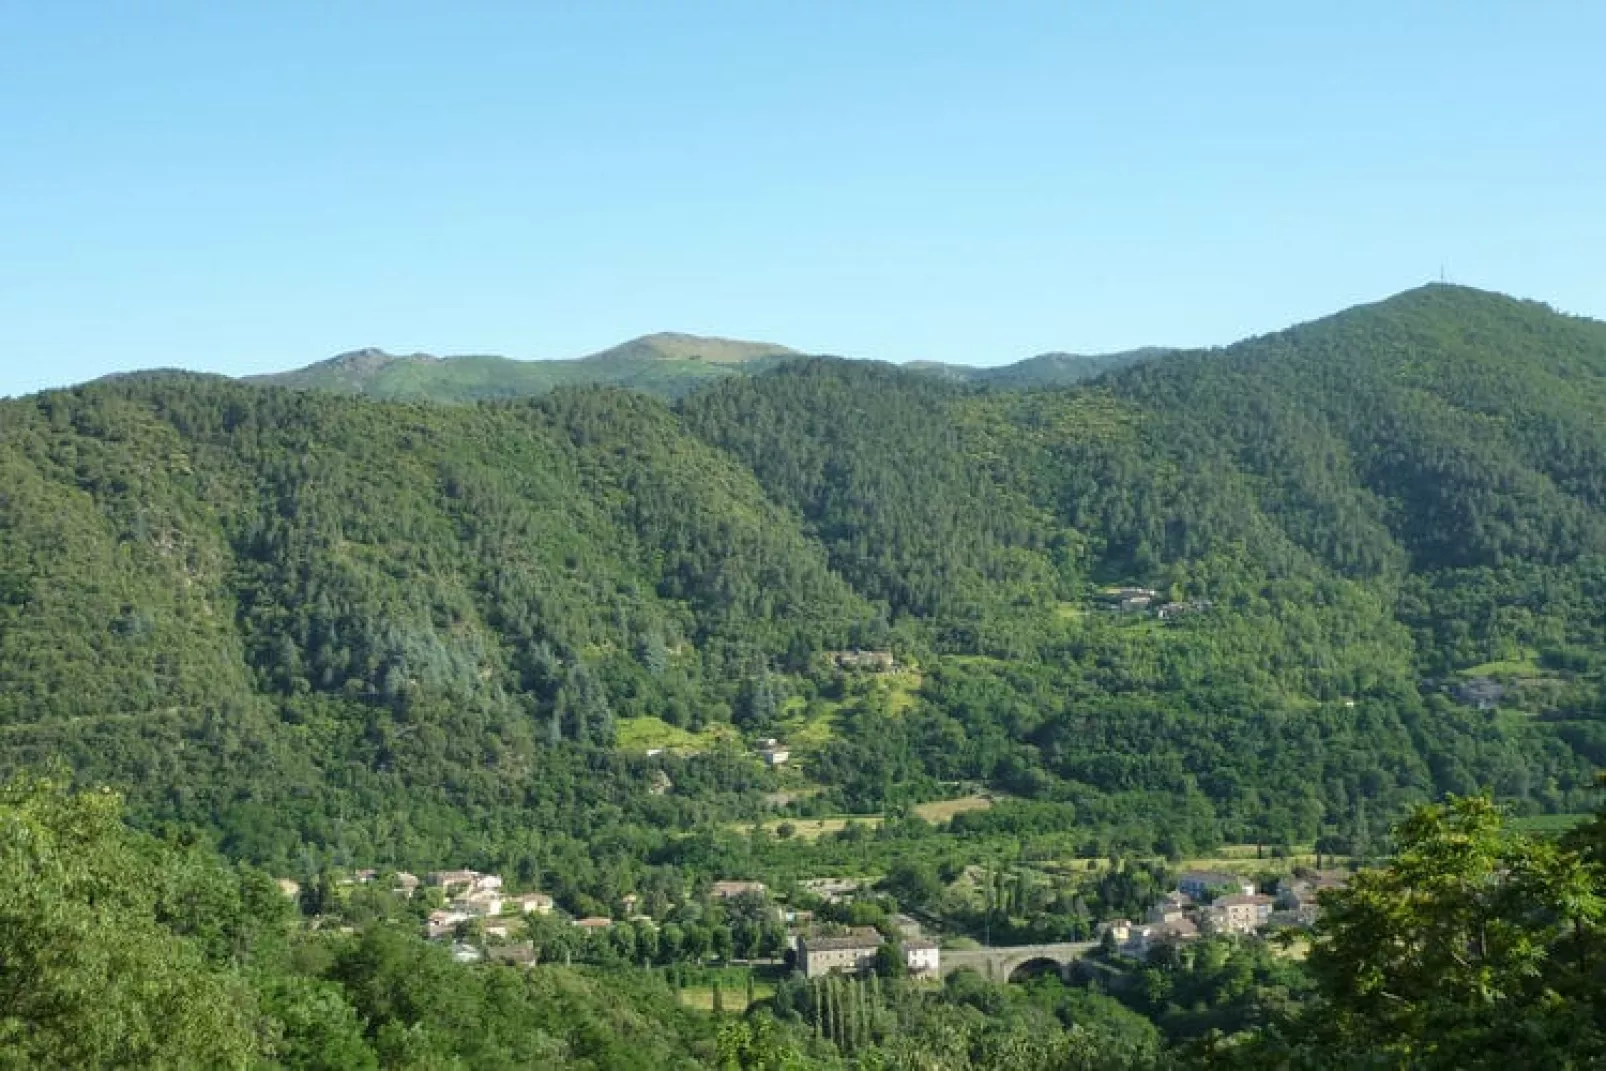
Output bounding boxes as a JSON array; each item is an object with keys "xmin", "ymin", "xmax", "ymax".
[
  {"xmin": 906, "ymin": 347, "xmax": 1173, "ymax": 388},
  {"xmin": 3, "ymin": 283, "xmax": 1605, "ymax": 899},
  {"xmin": 248, "ymin": 332, "xmax": 802, "ymax": 402},
  {"xmin": 246, "ymin": 337, "xmax": 1171, "ymax": 403}
]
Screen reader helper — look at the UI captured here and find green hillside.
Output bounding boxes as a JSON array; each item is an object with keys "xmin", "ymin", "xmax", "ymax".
[
  {"xmin": 247, "ymin": 337, "xmax": 1172, "ymax": 403},
  {"xmin": 247, "ymin": 332, "xmax": 801, "ymax": 402},
  {"xmin": 2, "ymin": 284, "xmax": 1604, "ymax": 899},
  {"xmin": 907, "ymin": 347, "xmax": 1174, "ymax": 388}
]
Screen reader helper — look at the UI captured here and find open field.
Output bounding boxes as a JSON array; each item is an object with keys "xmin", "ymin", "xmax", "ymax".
[
  {"xmin": 615, "ymin": 716, "xmax": 739, "ymax": 754},
  {"xmin": 677, "ymin": 981, "xmax": 775, "ymax": 1013},
  {"xmin": 778, "ymin": 696, "xmax": 842, "ymax": 751},
  {"xmin": 738, "ymin": 794, "xmax": 999, "ymax": 841},
  {"xmin": 738, "ymin": 814, "xmax": 886, "ymax": 841},
  {"xmin": 1177, "ymin": 848, "xmax": 1350, "ymax": 876},
  {"xmin": 879, "ymin": 669, "xmax": 924, "ymax": 714},
  {"xmin": 1511, "ymin": 812, "xmax": 1592, "ymax": 835},
  {"xmin": 913, "ymin": 794, "xmax": 995, "ymax": 823}
]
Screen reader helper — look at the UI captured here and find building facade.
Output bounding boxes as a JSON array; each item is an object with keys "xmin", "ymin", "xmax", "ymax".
[{"xmin": 799, "ymin": 935, "xmax": 882, "ymax": 977}]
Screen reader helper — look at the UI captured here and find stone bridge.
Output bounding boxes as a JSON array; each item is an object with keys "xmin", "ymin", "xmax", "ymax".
[{"xmin": 938, "ymin": 941, "xmax": 1098, "ymax": 981}]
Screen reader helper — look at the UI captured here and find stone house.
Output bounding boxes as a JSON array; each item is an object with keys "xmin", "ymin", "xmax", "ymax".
[
  {"xmin": 1205, "ymin": 893, "xmax": 1275, "ymax": 935},
  {"xmin": 799, "ymin": 934, "xmax": 883, "ymax": 977}
]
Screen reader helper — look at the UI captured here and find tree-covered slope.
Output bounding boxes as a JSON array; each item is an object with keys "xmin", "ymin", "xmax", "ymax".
[
  {"xmin": 2, "ymin": 284, "xmax": 1604, "ymax": 889},
  {"xmin": 0, "ymin": 376, "xmax": 874, "ymax": 874},
  {"xmin": 248, "ymin": 332, "xmax": 801, "ymax": 402},
  {"xmin": 246, "ymin": 338, "xmax": 1175, "ymax": 404},
  {"xmin": 681, "ymin": 285, "xmax": 1606, "ymax": 834}
]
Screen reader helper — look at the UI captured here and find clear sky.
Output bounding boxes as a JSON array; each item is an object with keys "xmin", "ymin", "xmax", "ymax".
[{"xmin": 2, "ymin": 2, "xmax": 1602, "ymax": 397}]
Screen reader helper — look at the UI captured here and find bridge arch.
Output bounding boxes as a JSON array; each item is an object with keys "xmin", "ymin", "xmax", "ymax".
[
  {"xmin": 1006, "ymin": 956, "xmax": 1066, "ymax": 983},
  {"xmin": 938, "ymin": 941, "xmax": 1096, "ymax": 982}
]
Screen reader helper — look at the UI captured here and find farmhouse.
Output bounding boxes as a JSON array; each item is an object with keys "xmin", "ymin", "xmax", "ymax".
[
  {"xmin": 508, "ymin": 892, "xmax": 555, "ymax": 915},
  {"xmin": 799, "ymin": 934, "xmax": 882, "ymax": 977},
  {"xmin": 1145, "ymin": 891, "xmax": 1192, "ymax": 924},
  {"xmin": 831, "ymin": 649, "xmax": 896, "ymax": 672},
  {"xmin": 1205, "ymin": 893, "xmax": 1275, "ymax": 935},
  {"xmin": 428, "ymin": 869, "xmax": 502, "ymax": 896},
  {"xmin": 1130, "ymin": 918, "xmax": 1199, "ymax": 955}
]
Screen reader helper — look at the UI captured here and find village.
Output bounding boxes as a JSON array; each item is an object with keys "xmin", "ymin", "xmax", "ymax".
[
  {"xmin": 291, "ymin": 855, "xmax": 1348, "ymax": 981},
  {"xmin": 1096, "ymin": 866, "xmax": 1347, "ymax": 959}
]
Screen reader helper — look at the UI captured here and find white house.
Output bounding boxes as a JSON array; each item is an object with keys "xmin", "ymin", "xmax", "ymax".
[
  {"xmin": 904, "ymin": 938, "xmax": 940, "ymax": 977},
  {"xmin": 508, "ymin": 892, "xmax": 555, "ymax": 915}
]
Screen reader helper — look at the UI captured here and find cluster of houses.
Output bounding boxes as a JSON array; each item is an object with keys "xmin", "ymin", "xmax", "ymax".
[
  {"xmin": 1096, "ymin": 587, "xmax": 1213, "ymax": 621},
  {"xmin": 416, "ymin": 870, "xmax": 557, "ymax": 940},
  {"xmin": 829, "ymin": 649, "xmax": 897, "ymax": 672},
  {"xmin": 1100, "ymin": 587, "xmax": 1165, "ymax": 613},
  {"xmin": 1100, "ymin": 868, "xmax": 1348, "ymax": 958},
  {"xmin": 799, "ymin": 876, "xmax": 867, "ymax": 903},
  {"xmin": 305, "ymin": 869, "xmax": 783, "ymax": 945}
]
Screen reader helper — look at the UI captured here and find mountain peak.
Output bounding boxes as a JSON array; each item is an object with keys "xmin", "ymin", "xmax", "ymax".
[{"xmin": 579, "ymin": 332, "xmax": 800, "ymax": 365}]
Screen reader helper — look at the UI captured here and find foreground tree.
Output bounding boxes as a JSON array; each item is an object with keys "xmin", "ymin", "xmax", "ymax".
[
  {"xmin": 0, "ymin": 774, "xmax": 262, "ymax": 1067},
  {"xmin": 1243, "ymin": 793, "xmax": 1606, "ymax": 1069}
]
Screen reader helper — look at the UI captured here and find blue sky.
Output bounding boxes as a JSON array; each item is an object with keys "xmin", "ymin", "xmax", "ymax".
[{"xmin": 2, "ymin": 2, "xmax": 1602, "ymax": 396}]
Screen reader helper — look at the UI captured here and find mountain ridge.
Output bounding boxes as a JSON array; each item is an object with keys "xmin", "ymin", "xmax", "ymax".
[{"xmin": 243, "ymin": 331, "xmax": 1179, "ymax": 402}]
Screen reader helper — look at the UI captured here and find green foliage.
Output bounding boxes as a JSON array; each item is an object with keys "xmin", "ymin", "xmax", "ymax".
[
  {"xmin": 0, "ymin": 773, "xmax": 262, "ymax": 1067},
  {"xmin": 1240, "ymin": 793, "xmax": 1606, "ymax": 1068}
]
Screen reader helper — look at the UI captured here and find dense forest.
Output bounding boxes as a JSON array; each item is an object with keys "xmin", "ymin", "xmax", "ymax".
[
  {"xmin": 3, "ymin": 283, "xmax": 1606, "ymax": 1064},
  {"xmin": 1, "ymin": 284, "xmax": 1604, "ymax": 888}
]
